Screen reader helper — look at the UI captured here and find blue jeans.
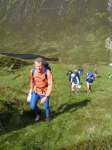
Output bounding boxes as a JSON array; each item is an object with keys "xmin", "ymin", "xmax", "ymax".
[{"xmin": 30, "ymin": 91, "xmax": 50, "ymax": 119}]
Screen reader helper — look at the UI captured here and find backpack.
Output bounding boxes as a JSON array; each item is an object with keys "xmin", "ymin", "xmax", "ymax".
[
  {"xmin": 43, "ymin": 61, "xmax": 51, "ymax": 71},
  {"xmin": 71, "ymin": 71, "xmax": 80, "ymax": 84},
  {"xmin": 86, "ymin": 72, "xmax": 94, "ymax": 83},
  {"xmin": 75, "ymin": 71, "xmax": 80, "ymax": 81}
]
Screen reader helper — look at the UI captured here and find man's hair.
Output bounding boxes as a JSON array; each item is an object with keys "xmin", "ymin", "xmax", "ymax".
[{"xmin": 34, "ymin": 57, "xmax": 45, "ymax": 65}]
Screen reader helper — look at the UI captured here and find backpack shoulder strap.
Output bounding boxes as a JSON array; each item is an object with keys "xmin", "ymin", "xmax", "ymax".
[
  {"xmin": 32, "ymin": 67, "xmax": 50, "ymax": 78},
  {"xmin": 32, "ymin": 67, "xmax": 36, "ymax": 76},
  {"xmin": 44, "ymin": 68, "xmax": 49, "ymax": 79},
  {"xmin": 44, "ymin": 67, "xmax": 52, "ymax": 79}
]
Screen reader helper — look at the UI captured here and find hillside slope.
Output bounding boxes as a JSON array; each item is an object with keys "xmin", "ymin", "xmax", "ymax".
[
  {"xmin": 0, "ymin": 60, "xmax": 112, "ymax": 149},
  {"xmin": 0, "ymin": 0, "xmax": 111, "ymax": 63}
]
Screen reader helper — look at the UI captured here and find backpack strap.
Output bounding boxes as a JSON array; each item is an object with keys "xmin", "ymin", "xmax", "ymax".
[
  {"xmin": 32, "ymin": 67, "xmax": 48, "ymax": 78},
  {"xmin": 32, "ymin": 68, "xmax": 36, "ymax": 76},
  {"xmin": 44, "ymin": 68, "xmax": 48, "ymax": 79}
]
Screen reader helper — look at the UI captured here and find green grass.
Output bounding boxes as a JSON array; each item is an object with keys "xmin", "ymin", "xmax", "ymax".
[{"xmin": 0, "ymin": 58, "xmax": 112, "ymax": 149}]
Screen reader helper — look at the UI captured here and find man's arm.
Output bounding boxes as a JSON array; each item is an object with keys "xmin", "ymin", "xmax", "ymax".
[
  {"xmin": 29, "ymin": 70, "xmax": 34, "ymax": 92},
  {"xmin": 45, "ymin": 70, "xmax": 53, "ymax": 97}
]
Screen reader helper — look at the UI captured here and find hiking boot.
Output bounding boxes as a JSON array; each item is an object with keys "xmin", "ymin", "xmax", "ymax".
[{"xmin": 35, "ymin": 114, "xmax": 40, "ymax": 122}]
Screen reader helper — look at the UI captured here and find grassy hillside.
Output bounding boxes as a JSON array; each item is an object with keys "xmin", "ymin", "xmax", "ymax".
[
  {"xmin": 0, "ymin": 56, "xmax": 112, "ymax": 149},
  {"xmin": 0, "ymin": 0, "xmax": 111, "ymax": 63}
]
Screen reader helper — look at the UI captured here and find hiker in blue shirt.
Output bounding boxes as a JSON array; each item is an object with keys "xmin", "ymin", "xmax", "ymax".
[
  {"xmin": 78, "ymin": 68, "xmax": 84, "ymax": 77},
  {"xmin": 70, "ymin": 70, "xmax": 81, "ymax": 92},
  {"xmin": 86, "ymin": 71, "xmax": 95, "ymax": 93}
]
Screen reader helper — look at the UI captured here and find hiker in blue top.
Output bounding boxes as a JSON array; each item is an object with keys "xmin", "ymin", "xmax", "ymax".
[
  {"xmin": 86, "ymin": 71, "xmax": 95, "ymax": 93},
  {"xmin": 70, "ymin": 70, "xmax": 81, "ymax": 92},
  {"xmin": 78, "ymin": 68, "xmax": 84, "ymax": 77}
]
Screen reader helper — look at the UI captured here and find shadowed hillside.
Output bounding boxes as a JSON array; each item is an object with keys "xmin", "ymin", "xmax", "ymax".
[
  {"xmin": 0, "ymin": 54, "xmax": 29, "ymax": 69},
  {"xmin": 0, "ymin": 0, "xmax": 111, "ymax": 63}
]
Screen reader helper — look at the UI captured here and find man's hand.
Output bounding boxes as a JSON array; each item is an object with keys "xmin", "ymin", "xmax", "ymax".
[{"xmin": 40, "ymin": 96, "xmax": 47, "ymax": 104}]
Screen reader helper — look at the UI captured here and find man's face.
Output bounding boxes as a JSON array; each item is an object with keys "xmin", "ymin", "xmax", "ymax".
[{"xmin": 34, "ymin": 61, "xmax": 43, "ymax": 71}]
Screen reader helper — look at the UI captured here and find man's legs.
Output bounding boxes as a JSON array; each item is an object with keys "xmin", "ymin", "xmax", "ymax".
[
  {"xmin": 71, "ymin": 82, "xmax": 75, "ymax": 91},
  {"xmin": 86, "ymin": 82, "xmax": 92, "ymax": 93}
]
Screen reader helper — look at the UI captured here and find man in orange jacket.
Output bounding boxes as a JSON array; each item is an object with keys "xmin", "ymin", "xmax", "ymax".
[{"xmin": 29, "ymin": 57, "xmax": 53, "ymax": 122}]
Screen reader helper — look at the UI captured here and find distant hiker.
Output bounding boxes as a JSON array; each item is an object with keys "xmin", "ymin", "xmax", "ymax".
[
  {"xmin": 94, "ymin": 69, "xmax": 98, "ymax": 78},
  {"xmin": 94, "ymin": 68, "xmax": 100, "ymax": 78},
  {"xmin": 86, "ymin": 71, "xmax": 95, "ymax": 93},
  {"xmin": 78, "ymin": 67, "xmax": 84, "ymax": 77},
  {"xmin": 70, "ymin": 70, "xmax": 81, "ymax": 92},
  {"xmin": 108, "ymin": 72, "xmax": 112, "ymax": 79},
  {"xmin": 28, "ymin": 57, "xmax": 53, "ymax": 122}
]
